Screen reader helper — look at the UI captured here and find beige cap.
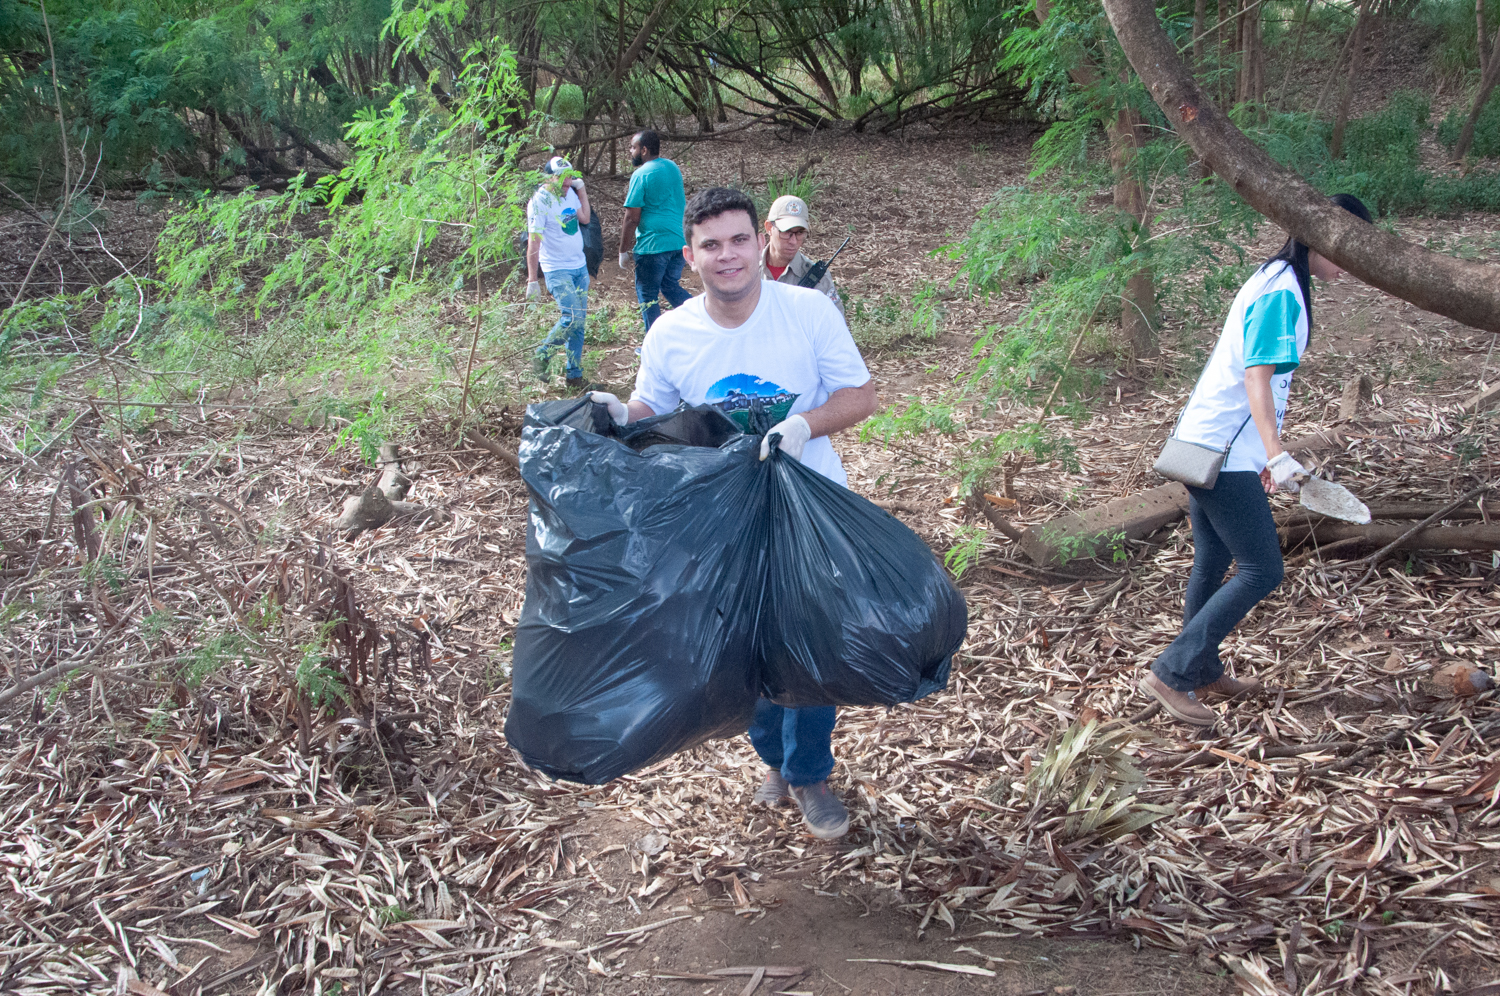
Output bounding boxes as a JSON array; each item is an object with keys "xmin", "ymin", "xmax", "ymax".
[{"xmin": 767, "ymin": 194, "xmax": 811, "ymax": 231}]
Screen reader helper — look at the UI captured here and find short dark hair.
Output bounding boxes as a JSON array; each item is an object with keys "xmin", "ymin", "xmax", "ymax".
[
  {"xmin": 634, "ymin": 129, "xmax": 661, "ymax": 156},
  {"xmin": 683, "ymin": 187, "xmax": 759, "ymax": 243}
]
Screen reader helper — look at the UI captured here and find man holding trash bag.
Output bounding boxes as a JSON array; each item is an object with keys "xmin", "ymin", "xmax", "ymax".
[{"xmin": 588, "ymin": 187, "xmax": 877, "ymax": 839}]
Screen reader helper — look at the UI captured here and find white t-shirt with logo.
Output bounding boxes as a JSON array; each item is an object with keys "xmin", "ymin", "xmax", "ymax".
[
  {"xmin": 526, "ymin": 186, "xmax": 586, "ymax": 272},
  {"xmin": 1175, "ymin": 260, "xmax": 1308, "ymax": 474},
  {"xmin": 631, "ymin": 281, "xmax": 872, "ymax": 485}
]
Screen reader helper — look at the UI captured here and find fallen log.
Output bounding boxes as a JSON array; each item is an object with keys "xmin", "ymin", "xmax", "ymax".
[
  {"xmin": 1286, "ymin": 522, "xmax": 1500, "ymax": 555},
  {"xmin": 1277, "ymin": 502, "xmax": 1485, "ymax": 529},
  {"xmin": 1014, "ymin": 428, "xmax": 1408, "ymax": 565},
  {"xmin": 1462, "ymin": 381, "xmax": 1500, "ymax": 414},
  {"xmin": 1019, "ymin": 483, "xmax": 1189, "ymax": 565}
]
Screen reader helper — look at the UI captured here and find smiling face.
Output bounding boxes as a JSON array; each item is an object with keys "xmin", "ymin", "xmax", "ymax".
[{"xmin": 685, "ymin": 210, "xmax": 765, "ymax": 303}]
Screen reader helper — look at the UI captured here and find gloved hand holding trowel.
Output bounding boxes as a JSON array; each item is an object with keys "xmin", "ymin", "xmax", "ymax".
[{"xmin": 1266, "ymin": 451, "xmax": 1371, "ymax": 523}]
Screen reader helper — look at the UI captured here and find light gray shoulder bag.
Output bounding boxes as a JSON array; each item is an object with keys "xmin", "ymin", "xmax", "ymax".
[{"xmin": 1152, "ymin": 381, "xmax": 1253, "ymax": 490}]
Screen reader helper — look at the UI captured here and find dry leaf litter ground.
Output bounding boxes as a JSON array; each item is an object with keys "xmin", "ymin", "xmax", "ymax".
[{"xmin": 2, "ymin": 127, "xmax": 1500, "ymax": 996}]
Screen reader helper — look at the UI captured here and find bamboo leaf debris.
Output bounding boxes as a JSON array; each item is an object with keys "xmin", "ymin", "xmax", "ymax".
[{"xmin": 3, "ymin": 317, "xmax": 1500, "ymax": 994}]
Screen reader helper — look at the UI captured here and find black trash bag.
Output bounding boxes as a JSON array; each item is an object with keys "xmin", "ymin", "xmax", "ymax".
[
  {"xmin": 505, "ymin": 399, "xmax": 966, "ymax": 784},
  {"xmin": 580, "ymin": 210, "xmax": 604, "ymax": 277},
  {"xmin": 756, "ymin": 456, "xmax": 963, "ymax": 708}
]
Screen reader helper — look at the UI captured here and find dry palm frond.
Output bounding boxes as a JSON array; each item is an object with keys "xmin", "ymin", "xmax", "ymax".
[{"xmin": 1026, "ymin": 720, "xmax": 1171, "ymax": 839}]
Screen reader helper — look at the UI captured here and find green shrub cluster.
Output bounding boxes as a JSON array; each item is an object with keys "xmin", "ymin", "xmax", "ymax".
[
  {"xmin": 1439, "ymin": 99, "xmax": 1500, "ymax": 159},
  {"xmin": 1253, "ymin": 92, "xmax": 1500, "ymax": 215}
]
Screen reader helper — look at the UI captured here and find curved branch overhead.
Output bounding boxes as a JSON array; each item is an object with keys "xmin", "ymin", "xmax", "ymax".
[{"xmin": 1101, "ymin": 0, "xmax": 1500, "ymax": 333}]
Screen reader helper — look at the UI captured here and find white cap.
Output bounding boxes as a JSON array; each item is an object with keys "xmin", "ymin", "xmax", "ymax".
[
  {"xmin": 543, "ymin": 156, "xmax": 573, "ymax": 175},
  {"xmin": 767, "ymin": 194, "xmax": 810, "ymax": 232}
]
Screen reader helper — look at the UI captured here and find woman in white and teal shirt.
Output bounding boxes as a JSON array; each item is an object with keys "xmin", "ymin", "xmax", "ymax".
[{"xmin": 1141, "ymin": 194, "xmax": 1373, "ymax": 727}]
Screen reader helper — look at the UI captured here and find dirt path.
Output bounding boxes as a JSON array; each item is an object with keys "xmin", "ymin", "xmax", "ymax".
[{"xmin": 508, "ymin": 814, "xmax": 1236, "ymax": 996}]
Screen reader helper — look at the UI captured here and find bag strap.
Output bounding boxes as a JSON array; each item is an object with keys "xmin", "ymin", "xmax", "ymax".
[
  {"xmin": 1222, "ymin": 412, "xmax": 1253, "ymax": 456},
  {"xmin": 1168, "ymin": 364, "xmax": 1257, "ymax": 457}
]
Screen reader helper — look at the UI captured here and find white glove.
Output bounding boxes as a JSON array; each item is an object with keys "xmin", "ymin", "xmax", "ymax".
[
  {"xmin": 618, "ymin": 252, "xmax": 631, "ymax": 270},
  {"xmin": 526, "ymin": 280, "xmax": 540, "ymax": 300},
  {"xmin": 569, "ymin": 178, "xmax": 586, "ymax": 194},
  {"xmin": 1266, "ymin": 451, "xmax": 1306, "ymax": 490},
  {"xmin": 759, "ymin": 414, "xmax": 811, "ymax": 462},
  {"xmin": 588, "ymin": 391, "xmax": 629, "ymax": 426}
]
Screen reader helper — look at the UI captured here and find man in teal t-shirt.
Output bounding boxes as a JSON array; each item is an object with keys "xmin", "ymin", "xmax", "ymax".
[{"xmin": 618, "ymin": 130, "xmax": 689, "ymax": 330}]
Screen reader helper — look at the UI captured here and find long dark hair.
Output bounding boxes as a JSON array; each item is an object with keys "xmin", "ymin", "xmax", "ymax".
[{"xmin": 1259, "ymin": 193, "xmax": 1372, "ymax": 347}]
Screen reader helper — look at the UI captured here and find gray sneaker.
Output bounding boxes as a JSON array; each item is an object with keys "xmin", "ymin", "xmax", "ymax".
[
  {"xmin": 532, "ymin": 352, "xmax": 550, "ymax": 383},
  {"xmin": 753, "ymin": 769, "xmax": 792, "ymax": 806},
  {"xmin": 789, "ymin": 781, "xmax": 850, "ymax": 839}
]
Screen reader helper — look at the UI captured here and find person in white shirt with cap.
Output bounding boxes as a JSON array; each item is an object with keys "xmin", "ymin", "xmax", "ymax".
[
  {"xmin": 759, "ymin": 194, "xmax": 844, "ymax": 316},
  {"xmin": 526, "ymin": 156, "xmax": 592, "ymax": 390}
]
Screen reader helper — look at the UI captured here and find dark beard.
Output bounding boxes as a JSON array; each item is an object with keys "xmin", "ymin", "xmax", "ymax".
[{"xmin": 630, "ymin": 154, "xmax": 644, "ymax": 167}]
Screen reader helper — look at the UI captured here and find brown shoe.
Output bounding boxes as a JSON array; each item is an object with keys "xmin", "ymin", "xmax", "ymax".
[
  {"xmin": 1196, "ymin": 674, "xmax": 1262, "ymax": 700},
  {"xmin": 1140, "ymin": 672, "xmax": 1217, "ymax": 726}
]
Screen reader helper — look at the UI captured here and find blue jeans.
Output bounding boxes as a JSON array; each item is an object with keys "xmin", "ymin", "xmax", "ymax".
[
  {"xmin": 748, "ymin": 699, "xmax": 836, "ymax": 787},
  {"xmin": 538, "ymin": 267, "xmax": 588, "ymax": 379},
  {"xmin": 1151, "ymin": 471, "xmax": 1285, "ymax": 691},
  {"xmin": 633, "ymin": 250, "xmax": 690, "ymax": 330}
]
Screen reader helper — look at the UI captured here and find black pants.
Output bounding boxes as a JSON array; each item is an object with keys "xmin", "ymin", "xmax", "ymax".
[{"xmin": 1151, "ymin": 471, "xmax": 1285, "ymax": 691}]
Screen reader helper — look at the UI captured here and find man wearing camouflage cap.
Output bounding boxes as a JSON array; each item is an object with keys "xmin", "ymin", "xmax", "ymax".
[{"xmin": 759, "ymin": 194, "xmax": 844, "ymax": 316}]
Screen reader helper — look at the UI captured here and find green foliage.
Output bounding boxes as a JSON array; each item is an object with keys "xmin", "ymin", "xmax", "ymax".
[
  {"xmin": 1439, "ymin": 96, "xmax": 1500, "ymax": 159},
  {"xmin": 1045, "ymin": 526, "xmax": 1127, "ymax": 566},
  {"xmin": 0, "ymin": 38, "xmax": 539, "ymax": 420},
  {"xmin": 845, "ymin": 290, "xmax": 941, "ymax": 354},
  {"xmin": 943, "ymin": 524, "xmax": 988, "ymax": 579},
  {"xmin": 156, "ymin": 56, "xmax": 529, "ymax": 333},
  {"xmin": 141, "ymin": 610, "xmax": 175, "ymax": 642},
  {"xmin": 332, "ymin": 389, "xmax": 394, "ymax": 464},
  {"xmin": 1253, "ymin": 95, "xmax": 1500, "ymax": 215},
  {"xmin": 377, "ymin": 904, "xmax": 414, "ymax": 925},
  {"xmin": 80, "ymin": 555, "xmax": 126, "ymax": 595},
  {"xmin": 764, "ymin": 169, "xmax": 822, "ymax": 209},
  {"xmin": 1416, "ymin": 0, "xmax": 1483, "ymax": 82},
  {"xmin": 0, "ymin": 0, "xmax": 388, "ymax": 195},
  {"xmin": 183, "ymin": 632, "xmax": 249, "ymax": 689},
  {"xmin": 297, "ymin": 646, "xmax": 348, "ymax": 713}
]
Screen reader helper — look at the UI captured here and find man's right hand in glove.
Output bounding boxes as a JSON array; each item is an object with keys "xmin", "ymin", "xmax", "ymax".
[
  {"xmin": 618, "ymin": 252, "xmax": 631, "ymax": 270},
  {"xmin": 526, "ymin": 280, "xmax": 541, "ymax": 300},
  {"xmin": 588, "ymin": 391, "xmax": 629, "ymax": 426}
]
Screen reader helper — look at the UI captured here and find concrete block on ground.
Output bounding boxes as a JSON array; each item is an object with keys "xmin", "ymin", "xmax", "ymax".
[{"xmin": 1019, "ymin": 483, "xmax": 1191, "ymax": 565}]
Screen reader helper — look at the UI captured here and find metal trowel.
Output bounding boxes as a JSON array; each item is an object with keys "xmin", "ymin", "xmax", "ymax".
[{"xmin": 1299, "ymin": 476, "xmax": 1371, "ymax": 524}]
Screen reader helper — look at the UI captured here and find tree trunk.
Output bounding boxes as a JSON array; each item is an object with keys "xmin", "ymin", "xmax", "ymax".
[
  {"xmin": 1036, "ymin": 0, "xmax": 1158, "ymax": 355},
  {"xmin": 1453, "ymin": 67, "xmax": 1500, "ymax": 160},
  {"xmin": 1453, "ymin": 4, "xmax": 1500, "ymax": 161},
  {"xmin": 1216, "ymin": 0, "xmax": 1228, "ymax": 107},
  {"xmin": 1274, "ymin": 0, "xmax": 1316, "ymax": 110},
  {"xmin": 1100, "ymin": 0, "xmax": 1500, "ymax": 333},
  {"xmin": 1330, "ymin": 0, "xmax": 1373, "ymax": 159},
  {"xmin": 1194, "ymin": 0, "xmax": 1214, "ymax": 179},
  {"xmin": 1109, "ymin": 107, "xmax": 1159, "ymax": 356},
  {"xmin": 798, "ymin": 45, "xmax": 842, "ymax": 112},
  {"xmin": 1192, "ymin": 0, "xmax": 1205, "ymax": 73}
]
